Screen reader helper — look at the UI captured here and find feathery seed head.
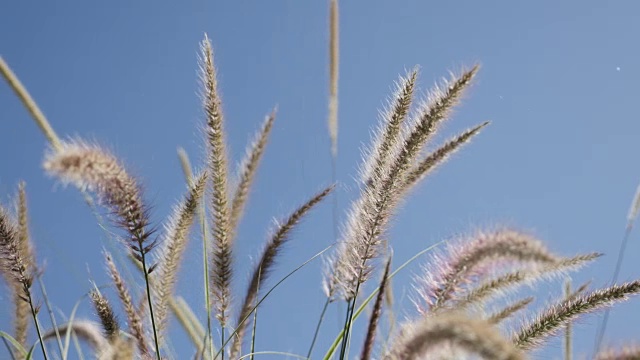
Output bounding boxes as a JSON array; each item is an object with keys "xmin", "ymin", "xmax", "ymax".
[
  {"xmin": 230, "ymin": 110, "xmax": 276, "ymax": 234},
  {"xmin": 200, "ymin": 33, "xmax": 234, "ymax": 328},
  {"xmin": 595, "ymin": 344, "xmax": 640, "ymax": 360},
  {"xmin": 0, "ymin": 206, "xmax": 33, "ymax": 292},
  {"xmin": 417, "ymin": 229, "xmax": 562, "ymax": 312},
  {"xmin": 487, "ymin": 297, "xmax": 535, "ymax": 325},
  {"xmin": 325, "ymin": 66, "xmax": 480, "ymax": 303},
  {"xmin": 514, "ymin": 280, "xmax": 640, "ymax": 350},
  {"xmin": 153, "ymin": 171, "xmax": 207, "ymax": 336},
  {"xmin": 90, "ymin": 290, "xmax": 120, "ymax": 341},
  {"xmin": 43, "ymin": 140, "xmax": 154, "ymax": 258},
  {"xmin": 361, "ymin": 68, "xmax": 419, "ymax": 188},
  {"xmin": 403, "ymin": 121, "xmax": 490, "ymax": 191},
  {"xmin": 104, "ymin": 252, "xmax": 149, "ymax": 357},
  {"xmin": 446, "ymin": 252, "xmax": 601, "ymax": 312},
  {"xmin": 387, "ymin": 314, "xmax": 523, "ymax": 360}
]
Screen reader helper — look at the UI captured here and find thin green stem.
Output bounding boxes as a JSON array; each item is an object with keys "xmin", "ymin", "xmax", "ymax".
[
  {"xmin": 140, "ymin": 252, "xmax": 161, "ymax": 360},
  {"xmin": 306, "ymin": 298, "xmax": 330, "ymax": 358},
  {"xmin": 339, "ymin": 296, "xmax": 360, "ymax": 360},
  {"xmin": 37, "ymin": 277, "xmax": 64, "ymax": 359},
  {"xmin": 594, "ymin": 224, "xmax": 633, "ymax": 354},
  {"xmin": 564, "ymin": 280, "xmax": 572, "ymax": 360},
  {"xmin": 250, "ymin": 266, "xmax": 262, "ymax": 360},
  {"xmin": 204, "ymin": 212, "xmax": 214, "ymax": 360},
  {"xmin": 26, "ymin": 287, "xmax": 48, "ymax": 360},
  {"xmin": 221, "ymin": 318, "xmax": 225, "ymax": 360}
]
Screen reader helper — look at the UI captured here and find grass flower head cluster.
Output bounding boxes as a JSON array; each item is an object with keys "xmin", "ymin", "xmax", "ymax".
[{"xmin": 1, "ymin": 5, "xmax": 639, "ymax": 360}]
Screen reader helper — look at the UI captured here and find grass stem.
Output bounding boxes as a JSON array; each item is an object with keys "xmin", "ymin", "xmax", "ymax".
[{"xmin": 306, "ymin": 298, "xmax": 330, "ymax": 358}]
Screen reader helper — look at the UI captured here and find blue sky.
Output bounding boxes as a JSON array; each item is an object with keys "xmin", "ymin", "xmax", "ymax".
[{"xmin": 2, "ymin": 1, "xmax": 640, "ymax": 359}]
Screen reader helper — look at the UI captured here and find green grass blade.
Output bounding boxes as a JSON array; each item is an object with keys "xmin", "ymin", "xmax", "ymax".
[{"xmin": 0, "ymin": 331, "xmax": 27, "ymax": 358}]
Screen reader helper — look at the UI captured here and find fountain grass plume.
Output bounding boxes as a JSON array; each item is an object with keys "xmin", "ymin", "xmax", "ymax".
[
  {"xmin": 230, "ymin": 111, "xmax": 276, "ymax": 235},
  {"xmin": 419, "ymin": 229, "xmax": 561, "ymax": 311},
  {"xmin": 200, "ymin": 35, "xmax": 233, "ymax": 343},
  {"xmin": 387, "ymin": 314, "xmax": 524, "ymax": 360},
  {"xmin": 447, "ymin": 253, "xmax": 601, "ymax": 311},
  {"xmin": 89, "ymin": 290, "xmax": 120, "ymax": 342},
  {"xmin": 487, "ymin": 297, "xmax": 535, "ymax": 324},
  {"xmin": 0, "ymin": 204, "xmax": 46, "ymax": 359},
  {"xmin": 514, "ymin": 280, "xmax": 640, "ymax": 350},
  {"xmin": 3, "ymin": 20, "xmax": 640, "ymax": 360},
  {"xmin": 325, "ymin": 66, "xmax": 480, "ymax": 303},
  {"xmin": 153, "ymin": 172, "xmax": 207, "ymax": 338},
  {"xmin": 104, "ymin": 252, "xmax": 150, "ymax": 358},
  {"xmin": 43, "ymin": 139, "xmax": 161, "ymax": 358}
]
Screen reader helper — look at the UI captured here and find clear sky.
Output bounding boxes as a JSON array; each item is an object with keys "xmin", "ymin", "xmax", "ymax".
[{"xmin": 2, "ymin": 1, "xmax": 640, "ymax": 359}]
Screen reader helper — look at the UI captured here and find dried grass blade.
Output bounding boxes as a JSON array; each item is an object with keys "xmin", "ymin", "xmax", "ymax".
[{"xmin": 0, "ymin": 56, "xmax": 61, "ymax": 150}]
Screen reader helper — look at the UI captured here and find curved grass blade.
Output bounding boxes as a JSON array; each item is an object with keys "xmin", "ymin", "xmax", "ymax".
[{"xmin": 0, "ymin": 331, "xmax": 27, "ymax": 358}]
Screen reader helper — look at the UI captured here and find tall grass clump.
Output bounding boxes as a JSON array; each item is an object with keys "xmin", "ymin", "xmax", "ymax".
[{"xmin": 1, "ymin": 4, "xmax": 639, "ymax": 359}]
